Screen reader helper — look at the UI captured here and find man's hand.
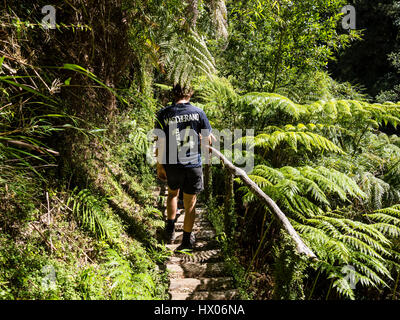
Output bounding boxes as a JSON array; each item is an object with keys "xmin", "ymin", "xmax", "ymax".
[
  {"xmin": 200, "ymin": 133, "xmax": 217, "ymax": 147},
  {"xmin": 157, "ymin": 163, "xmax": 167, "ymax": 182},
  {"xmin": 209, "ymin": 133, "xmax": 217, "ymax": 146}
]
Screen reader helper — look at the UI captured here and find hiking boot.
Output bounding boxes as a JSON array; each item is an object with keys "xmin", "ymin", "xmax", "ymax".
[
  {"xmin": 164, "ymin": 228, "xmax": 176, "ymax": 244},
  {"xmin": 176, "ymin": 233, "xmax": 196, "ymax": 252},
  {"xmin": 164, "ymin": 218, "xmax": 176, "ymax": 244}
]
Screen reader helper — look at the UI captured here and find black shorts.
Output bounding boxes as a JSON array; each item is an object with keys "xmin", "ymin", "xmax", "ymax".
[{"xmin": 164, "ymin": 165, "xmax": 203, "ymax": 195}]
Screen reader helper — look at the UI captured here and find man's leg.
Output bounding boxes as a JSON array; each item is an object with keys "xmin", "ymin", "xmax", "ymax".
[
  {"xmin": 167, "ymin": 187, "xmax": 179, "ymax": 221},
  {"xmin": 183, "ymin": 193, "xmax": 197, "ymax": 233},
  {"xmin": 178, "ymin": 189, "xmax": 184, "ymax": 209},
  {"xmin": 165, "ymin": 187, "xmax": 179, "ymax": 243},
  {"xmin": 176, "ymin": 167, "xmax": 202, "ymax": 251},
  {"xmin": 176, "ymin": 193, "xmax": 197, "ymax": 250}
]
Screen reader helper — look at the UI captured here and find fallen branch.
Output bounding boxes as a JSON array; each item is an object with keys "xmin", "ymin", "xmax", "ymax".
[
  {"xmin": 207, "ymin": 145, "xmax": 317, "ymax": 260},
  {"xmin": 31, "ymin": 223, "xmax": 57, "ymax": 253}
]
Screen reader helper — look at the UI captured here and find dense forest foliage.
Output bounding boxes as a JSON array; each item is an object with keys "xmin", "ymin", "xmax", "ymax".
[{"xmin": 1, "ymin": 0, "xmax": 399, "ymax": 300}]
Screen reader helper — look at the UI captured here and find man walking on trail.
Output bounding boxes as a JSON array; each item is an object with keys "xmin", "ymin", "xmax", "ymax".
[{"xmin": 155, "ymin": 84, "xmax": 213, "ymax": 251}]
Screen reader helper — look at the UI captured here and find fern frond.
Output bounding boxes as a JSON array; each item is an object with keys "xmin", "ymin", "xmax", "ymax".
[
  {"xmin": 160, "ymin": 30, "xmax": 216, "ymax": 87},
  {"xmin": 252, "ymin": 130, "xmax": 343, "ymax": 154},
  {"xmin": 358, "ymin": 173, "xmax": 391, "ymax": 209},
  {"xmin": 371, "ymin": 223, "xmax": 400, "ymax": 238},
  {"xmin": 239, "ymin": 92, "xmax": 307, "ymax": 120},
  {"xmin": 68, "ymin": 188, "xmax": 114, "ymax": 242},
  {"xmin": 332, "ymin": 278, "xmax": 356, "ymax": 300},
  {"xmin": 314, "ymin": 166, "xmax": 367, "ymax": 200}
]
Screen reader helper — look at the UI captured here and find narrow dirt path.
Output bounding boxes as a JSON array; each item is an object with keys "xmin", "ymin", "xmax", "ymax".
[{"xmin": 163, "ymin": 196, "xmax": 239, "ymax": 300}]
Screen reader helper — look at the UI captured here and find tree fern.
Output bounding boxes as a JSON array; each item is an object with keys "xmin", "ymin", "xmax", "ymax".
[
  {"xmin": 243, "ymin": 130, "xmax": 343, "ymax": 155},
  {"xmin": 247, "ymin": 164, "xmax": 365, "ymax": 209},
  {"xmin": 159, "ymin": 30, "xmax": 216, "ymax": 87},
  {"xmin": 242, "ymin": 163, "xmax": 400, "ymax": 298},
  {"xmin": 239, "ymin": 92, "xmax": 308, "ymax": 122},
  {"xmin": 193, "ymin": 76, "xmax": 400, "ymax": 299},
  {"xmin": 357, "ymin": 172, "xmax": 391, "ymax": 210}
]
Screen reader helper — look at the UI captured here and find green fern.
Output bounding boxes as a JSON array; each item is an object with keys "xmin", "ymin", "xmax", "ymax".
[
  {"xmin": 240, "ymin": 92, "xmax": 308, "ymax": 121},
  {"xmin": 242, "ymin": 163, "xmax": 399, "ymax": 299},
  {"xmin": 103, "ymin": 249, "xmax": 155, "ymax": 300},
  {"xmin": 67, "ymin": 188, "xmax": 115, "ymax": 242},
  {"xmin": 160, "ymin": 30, "xmax": 216, "ymax": 87},
  {"xmin": 194, "ymin": 76, "xmax": 400, "ymax": 299}
]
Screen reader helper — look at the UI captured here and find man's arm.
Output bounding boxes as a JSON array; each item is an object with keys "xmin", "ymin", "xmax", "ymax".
[
  {"xmin": 154, "ymin": 109, "xmax": 168, "ymax": 181},
  {"xmin": 200, "ymin": 133, "xmax": 217, "ymax": 165},
  {"xmin": 155, "ymin": 136, "xmax": 167, "ymax": 181},
  {"xmin": 200, "ymin": 133, "xmax": 216, "ymax": 146},
  {"xmin": 199, "ymin": 110, "xmax": 215, "ymax": 164}
]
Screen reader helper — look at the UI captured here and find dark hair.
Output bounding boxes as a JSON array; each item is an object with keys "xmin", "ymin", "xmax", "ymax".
[{"xmin": 172, "ymin": 84, "xmax": 194, "ymax": 101}]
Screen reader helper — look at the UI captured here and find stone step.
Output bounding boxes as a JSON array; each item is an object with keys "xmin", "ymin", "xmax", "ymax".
[
  {"xmin": 163, "ymin": 210, "xmax": 208, "ymax": 222},
  {"xmin": 162, "ymin": 209, "xmax": 184, "ymax": 218},
  {"xmin": 167, "ymin": 262, "xmax": 227, "ymax": 279},
  {"xmin": 164, "ymin": 200, "xmax": 237, "ymax": 301},
  {"xmin": 169, "ymin": 249, "xmax": 222, "ymax": 264},
  {"xmin": 166, "ymin": 239, "xmax": 219, "ymax": 252},
  {"xmin": 171, "ymin": 230, "xmax": 216, "ymax": 244},
  {"xmin": 169, "ymin": 277, "xmax": 234, "ymax": 293},
  {"xmin": 174, "ymin": 221, "xmax": 212, "ymax": 231},
  {"xmin": 163, "ymin": 207, "xmax": 207, "ymax": 213},
  {"xmin": 176, "ymin": 213, "xmax": 208, "ymax": 223},
  {"xmin": 170, "ymin": 289, "xmax": 239, "ymax": 301}
]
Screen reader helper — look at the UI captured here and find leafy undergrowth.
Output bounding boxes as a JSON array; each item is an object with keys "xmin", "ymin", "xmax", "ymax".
[
  {"xmin": 204, "ymin": 195, "xmax": 253, "ymax": 300},
  {"xmin": 0, "ymin": 106, "xmax": 171, "ymax": 300},
  {"xmin": 0, "ymin": 170, "xmax": 170, "ymax": 300}
]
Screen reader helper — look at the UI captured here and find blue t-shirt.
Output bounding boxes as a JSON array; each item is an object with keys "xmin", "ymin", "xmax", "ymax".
[{"xmin": 155, "ymin": 102, "xmax": 212, "ymax": 168}]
